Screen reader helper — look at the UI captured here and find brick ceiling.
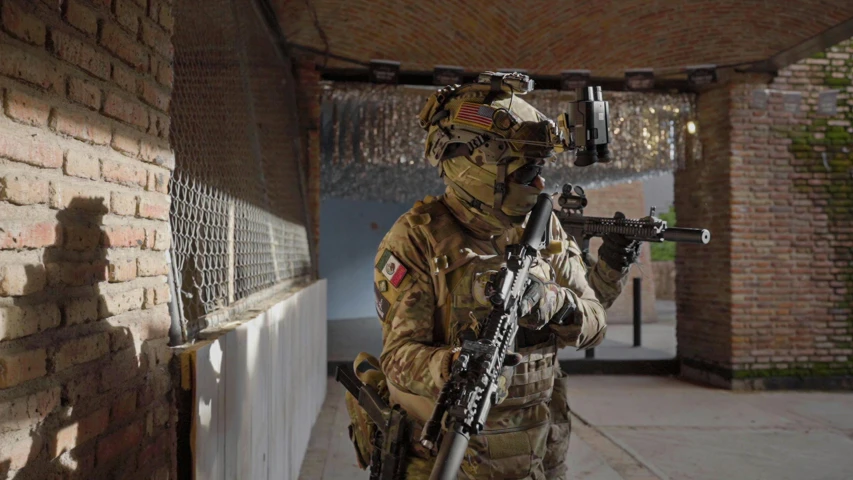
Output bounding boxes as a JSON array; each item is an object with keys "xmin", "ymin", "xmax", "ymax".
[{"xmin": 275, "ymin": 0, "xmax": 853, "ymax": 77}]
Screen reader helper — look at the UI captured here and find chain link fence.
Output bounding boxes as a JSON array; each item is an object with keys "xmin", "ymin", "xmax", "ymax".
[{"xmin": 170, "ymin": 0, "xmax": 313, "ymax": 339}]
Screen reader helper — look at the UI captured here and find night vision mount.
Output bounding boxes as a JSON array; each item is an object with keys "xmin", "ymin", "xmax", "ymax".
[{"xmin": 475, "ymin": 71, "xmax": 612, "ymax": 167}]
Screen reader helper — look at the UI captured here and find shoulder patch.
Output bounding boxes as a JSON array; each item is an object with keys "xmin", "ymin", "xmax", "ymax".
[
  {"xmin": 374, "ymin": 283, "xmax": 391, "ymax": 321},
  {"xmin": 376, "ymin": 249, "xmax": 409, "ymax": 288}
]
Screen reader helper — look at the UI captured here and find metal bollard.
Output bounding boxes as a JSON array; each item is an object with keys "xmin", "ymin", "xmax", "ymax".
[{"xmin": 633, "ymin": 277, "xmax": 641, "ymax": 347}]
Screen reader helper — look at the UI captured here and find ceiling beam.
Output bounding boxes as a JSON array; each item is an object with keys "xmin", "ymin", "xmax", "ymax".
[
  {"xmin": 745, "ymin": 15, "xmax": 853, "ymax": 73},
  {"xmin": 317, "ymin": 67, "xmax": 697, "ymax": 93}
]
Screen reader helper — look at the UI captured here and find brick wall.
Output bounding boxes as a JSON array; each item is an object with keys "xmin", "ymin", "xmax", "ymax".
[
  {"xmin": 0, "ymin": 0, "xmax": 176, "ymax": 477},
  {"xmin": 675, "ymin": 85, "xmax": 734, "ymax": 384},
  {"xmin": 578, "ymin": 180, "xmax": 659, "ymax": 324},
  {"xmin": 274, "ymin": 0, "xmax": 853, "ymax": 77},
  {"xmin": 677, "ymin": 42, "xmax": 853, "ymax": 390}
]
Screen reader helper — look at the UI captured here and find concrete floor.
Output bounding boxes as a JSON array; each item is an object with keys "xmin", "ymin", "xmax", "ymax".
[{"xmin": 300, "ymin": 376, "xmax": 853, "ymax": 480}]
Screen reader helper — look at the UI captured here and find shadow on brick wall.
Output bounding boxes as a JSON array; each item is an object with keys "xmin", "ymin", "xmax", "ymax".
[{"xmin": 1, "ymin": 197, "xmax": 167, "ymax": 479}]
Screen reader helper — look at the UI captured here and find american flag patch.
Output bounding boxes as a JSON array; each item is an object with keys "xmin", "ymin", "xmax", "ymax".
[{"xmin": 455, "ymin": 102, "xmax": 494, "ymax": 129}]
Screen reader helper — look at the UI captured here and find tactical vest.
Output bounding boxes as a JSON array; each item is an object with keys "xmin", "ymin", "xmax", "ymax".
[{"xmin": 396, "ymin": 195, "xmax": 558, "ymax": 479}]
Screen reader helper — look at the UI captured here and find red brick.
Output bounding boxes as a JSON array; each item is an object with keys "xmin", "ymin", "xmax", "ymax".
[
  {"xmin": 50, "ymin": 30, "xmax": 111, "ymax": 80},
  {"xmin": 52, "ymin": 407, "xmax": 110, "ymax": 456},
  {"xmin": 111, "ymin": 390, "xmax": 137, "ymax": 422},
  {"xmin": 154, "ymin": 170, "xmax": 169, "ymax": 193},
  {"xmin": 0, "ymin": 174, "xmax": 51, "ymax": 204},
  {"xmin": 0, "ymin": 264, "xmax": 47, "ymax": 296},
  {"xmin": 0, "ymin": 387, "xmax": 60, "ymax": 434},
  {"xmin": 0, "ymin": 348, "xmax": 47, "ymax": 388},
  {"xmin": 157, "ymin": 2, "xmax": 174, "ymax": 33},
  {"xmin": 113, "ymin": 0, "xmax": 141, "ymax": 35},
  {"xmin": 137, "ymin": 369, "xmax": 171, "ymax": 406},
  {"xmin": 112, "ymin": 130, "xmax": 141, "ymax": 156},
  {"xmin": 2, "ymin": 431, "xmax": 38, "ymax": 470},
  {"xmin": 64, "ymin": 376, "xmax": 101, "ymax": 414},
  {"xmin": 112, "ymin": 63, "xmax": 140, "ymax": 94},
  {"xmin": 137, "ymin": 253, "xmax": 167, "ymax": 277},
  {"xmin": 0, "ymin": 220, "xmax": 60, "ymax": 250},
  {"xmin": 1, "ymin": 1, "xmax": 47, "ymax": 45},
  {"xmin": 103, "ymin": 225, "xmax": 146, "ymax": 247},
  {"xmin": 104, "ymin": 91, "xmax": 149, "ymax": 129},
  {"xmin": 150, "ymin": 111, "xmax": 169, "ymax": 139},
  {"xmin": 65, "ymin": 0, "xmax": 99, "ymax": 36},
  {"xmin": 4, "ymin": 90, "xmax": 51, "ymax": 126},
  {"xmin": 101, "ymin": 23, "xmax": 148, "ymax": 71},
  {"xmin": 140, "ymin": 19, "xmax": 172, "ymax": 59},
  {"xmin": 50, "ymin": 109, "xmax": 112, "ymax": 145},
  {"xmin": 151, "ymin": 55, "xmax": 173, "ymax": 88},
  {"xmin": 109, "ymin": 258, "xmax": 137, "ymax": 282},
  {"xmin": 96, "ymin": 421, "xmax": 143, "ymax": 465},
  {"xmin": 64, "ymin": 224, "xmax": 102, "ymax": 251},
  {"xmin": 141, "ymin": 79, "xmax": 170, "ymax": 112},
  {"xmin": 111, "ymin": 191, "xmax": 138, "ymax": 216},
  {"xmin": 0, "ymin": 132, "xmax": 64, "ymax": 168},
  {"xmin": 145, "ymin": 169, "xmax": 170, "ymax": 193},
  {"xmin": 63, "ymin": 297, "xmax": 100, "ymax": 325},
  {"xmin": 51, "ymin": 182, "xmax": 110, "ymax": 211},
  {"xmin": 99, "ymin": 348, "xmax": 141, "ymax": 389},
  {"xmin": 0, "ymin": 43, "xmax": 64, "ymax": 92},
  {"xmin": 148, "ymin": 226, "xmax": 170, "ymax": 250},
  {"xmin": 138, "ymin": 194, "xmax": 169, "ymax": 220},
  {"xmin": 137, "ymin": 432, "xmax": 168, "ymax": 467},
  {"xmin": 102, "ymin": 157, "xmax": 147, "ymax": 187},
  {"xmin": 68, "ymin": 77, "xmax": 103, "ymax": 110},
  {"xmin": 54, "ymin": 333, "xmax": 110, "ymax": 371},
  {"xmin": 143, "ymin": 286, "xmax": 155, "ymax": 308},
  {"xmin": 64, "ymin": 150, "xmax": 101, "ymax": 179},
  {"xmin": 0, "ymin": 304, "xmax": 61, "ymax": 341},
  {"xmin": 139, "ymin": 141, "xmax": 174, "ymax": 169},
  {"xmin": 153, "ymin": 283, "xmax": 170, "ymax": 304},
  {"xmin": 99, "ymin": 288, "xmax": 144, "ymax": 317}
]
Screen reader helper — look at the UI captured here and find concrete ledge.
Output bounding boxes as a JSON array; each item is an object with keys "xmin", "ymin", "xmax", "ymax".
[
  {"xmin": 732, "ymin": 375, "xmax": 853, "ymax": 391},
  {"xmin": 680, "ymin": 357, "xmax": 853, "ymax": 391}
]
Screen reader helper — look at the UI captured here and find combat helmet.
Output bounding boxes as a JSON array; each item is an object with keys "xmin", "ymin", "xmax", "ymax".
[{"xmin": 417, "ymin": 72, "xmax": 568, "ymax": 224}]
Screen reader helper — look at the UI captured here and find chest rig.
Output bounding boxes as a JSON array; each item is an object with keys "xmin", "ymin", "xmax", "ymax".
[
  {"xmin": 407, "ymin": 196, "xmax": 558, "ymax": 410},
  {"xmin": 402, "ymin": 195, "xmax": 564, "ymax": 479}
]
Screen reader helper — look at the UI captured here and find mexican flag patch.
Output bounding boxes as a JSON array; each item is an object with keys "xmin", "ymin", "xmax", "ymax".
[{"xmin": 376, "ymin": 249, "xmax": 408, "ymax": 288}]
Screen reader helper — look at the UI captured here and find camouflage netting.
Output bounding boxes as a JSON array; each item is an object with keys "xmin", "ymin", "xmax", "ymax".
[{"xmin": 320, "ymin": 83, "xmax": 698, "ymax": 204}]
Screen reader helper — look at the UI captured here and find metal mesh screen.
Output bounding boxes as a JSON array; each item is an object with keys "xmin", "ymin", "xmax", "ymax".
[{"xmin": 170, "ymin": 0, "xmax": 312, "ymax": 337}]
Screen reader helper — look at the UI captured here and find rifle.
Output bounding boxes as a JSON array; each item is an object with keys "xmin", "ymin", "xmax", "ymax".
[
  {"xmin": 420, "ymin": 193, "xmax": 555, "ymax": 480},
  {"xmin": 335, "ymin": 365, "xmax": 409, "ymax": 480},
  {"xmin": 555, "ymin": 183, "xmax": 710, "ymax": 256}
]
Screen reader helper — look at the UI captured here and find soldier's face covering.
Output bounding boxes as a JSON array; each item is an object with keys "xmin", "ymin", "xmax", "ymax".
[
  {"xmin": 442, "ymin": 156, "xmax": 544, "ymax": 217},
  {"xmin": 501, "ymin": 159, "xmax": 545, "ymax": 216}
]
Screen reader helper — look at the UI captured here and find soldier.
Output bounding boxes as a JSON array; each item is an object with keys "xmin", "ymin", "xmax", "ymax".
[{"xmin": 360, "ymin": 73, "xmax": 639, "ymax": 479}]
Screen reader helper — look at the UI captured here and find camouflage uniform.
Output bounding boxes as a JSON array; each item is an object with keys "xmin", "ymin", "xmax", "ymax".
[
  {"xmin": 350, "ymin": 72, "xmax": 632, "ymax": 479},
  {"xmin": 373, "ymin": 188, "xmax": 628, "ymax": 479}
]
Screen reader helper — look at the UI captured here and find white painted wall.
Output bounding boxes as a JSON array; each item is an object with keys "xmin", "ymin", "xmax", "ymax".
[{"xmin": 192, "ymin": 280, "xmax": 328, "ymax": 480}]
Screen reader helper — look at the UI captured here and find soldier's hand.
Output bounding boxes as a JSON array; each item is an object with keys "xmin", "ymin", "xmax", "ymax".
[
  {"xmin": 519, "ymin": 275, "xmax": 563, "ymax": 330},
  {"xmin": 598, "ymin": 211, "xmax": 642, "ymax": 271}
]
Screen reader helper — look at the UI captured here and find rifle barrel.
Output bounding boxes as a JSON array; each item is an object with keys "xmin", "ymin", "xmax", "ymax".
[
  {"xmin": 428, "ymin": 427, "xmax": 470, "ymax": 480},
  {"xmin": 662, "ymin": 227, "xmax": 710, "ymax": 244}
]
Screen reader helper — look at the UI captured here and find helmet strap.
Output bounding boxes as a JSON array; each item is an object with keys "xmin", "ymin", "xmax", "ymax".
[{"xmin": 493, "ymin": 163, "xmax": 508, "ymax": 211}]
